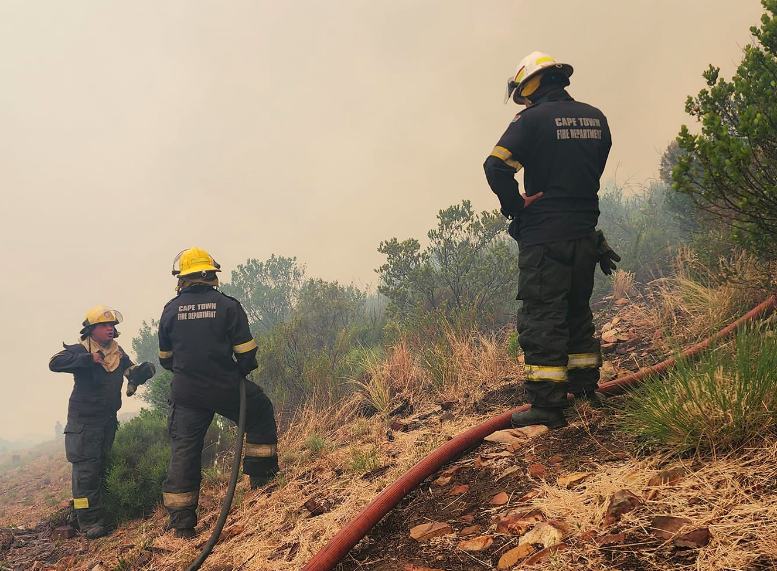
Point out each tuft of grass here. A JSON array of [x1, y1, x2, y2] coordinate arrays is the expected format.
[[304, 432, 327, 455], [348, 445, 380, 474], [611, 269, 636, 299], [619, 324, 777, 455]]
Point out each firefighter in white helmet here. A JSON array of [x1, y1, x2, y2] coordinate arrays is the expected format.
[[158, 247, 279, 539], [484, 51, 619, 428], [49, 306, 155, 539]]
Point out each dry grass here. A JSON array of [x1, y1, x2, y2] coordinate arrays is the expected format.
[[532, 438, 777, 571], [350, 341, 421, 417], [611, 269, 637, 299], [0, 441, 71, 527], [635, 247, 770, 349]]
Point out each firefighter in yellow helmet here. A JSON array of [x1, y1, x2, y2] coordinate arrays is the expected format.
[[49, 306, 155, 539], [158, 247, 279, 539], [484, 52, 619, 428]]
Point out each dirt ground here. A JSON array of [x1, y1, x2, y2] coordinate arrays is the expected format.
[[336, 398, 665, 571]]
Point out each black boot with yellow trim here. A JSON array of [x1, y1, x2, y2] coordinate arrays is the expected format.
[[513, 364, 569, 429]]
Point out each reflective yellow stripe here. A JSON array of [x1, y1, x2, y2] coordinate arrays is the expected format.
[[159, 349, 173, 359], [233, 339, 258, 354], [490, 146, 511, 161], [73, 497, 89, 509], [244, 443, 277, 458], [163, 491, 198, 508], [489, 146, 523, 171], [525, 365, 568, 382], [535, 56, 555, 64], [567, 353, 600, 370]]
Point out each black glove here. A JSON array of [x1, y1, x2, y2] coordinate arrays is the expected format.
[[596, 230, 621, 276], [128, 362, 156, 385]]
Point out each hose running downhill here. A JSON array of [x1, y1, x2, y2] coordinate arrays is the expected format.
[[301, 295, 777, 571]]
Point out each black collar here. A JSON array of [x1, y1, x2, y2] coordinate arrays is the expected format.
[[531, 88, 574, 106], [179, 285, 215, 294]]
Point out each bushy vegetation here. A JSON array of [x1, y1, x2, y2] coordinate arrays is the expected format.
[[597, 181, 695, 285], [619, 324, 777, 455], [377, 199, 517, 326], [103, 409, 169, 524], [674, 0, 777, 259]]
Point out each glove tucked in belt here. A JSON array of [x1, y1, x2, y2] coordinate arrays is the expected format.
[[596, 230, 621, 276]]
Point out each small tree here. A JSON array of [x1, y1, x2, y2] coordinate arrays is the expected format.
[[674, 0, 777, 259], [376, 200, 517, 323], [221, 255, 305, 335]]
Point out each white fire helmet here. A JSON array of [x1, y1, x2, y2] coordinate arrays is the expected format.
[[505, 51, 573, 104]]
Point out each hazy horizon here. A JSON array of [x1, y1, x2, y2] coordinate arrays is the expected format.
[[0, 1, 765, 441]]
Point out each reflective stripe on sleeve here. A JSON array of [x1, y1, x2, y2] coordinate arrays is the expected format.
[[158, 349, 173, 359], [567, 353, 601, 370], [244, 443, 277, 458], [525, 365, 568, 382], [163, 491, 199, 508], [489, 146, 523, 171], [233, 339, 258, 354]]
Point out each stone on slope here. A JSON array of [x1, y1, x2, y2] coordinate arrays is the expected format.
[[604, 490, 643, 526], [409, 522, 454, 542]]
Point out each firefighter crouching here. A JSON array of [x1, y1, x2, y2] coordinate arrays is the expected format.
[[158, 247, 279, 539], [484, 51, 620, 429], [49, 306, 155, 539]]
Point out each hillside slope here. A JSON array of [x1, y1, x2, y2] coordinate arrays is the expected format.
[[2, 291, 776, 571]]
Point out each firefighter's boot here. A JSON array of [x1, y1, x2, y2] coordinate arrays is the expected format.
[[174, 527, 196, 539], [250, 474, 275, 489], [571, 391, 606, 409], [511, 406, 567, 429], [85, 525, 107, 540]]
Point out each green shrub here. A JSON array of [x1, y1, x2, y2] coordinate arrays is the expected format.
[[103, 409, 169, 524], [139, 370, 173, 413], [619, 324, 777, 455], [506, 332, 521, 360]]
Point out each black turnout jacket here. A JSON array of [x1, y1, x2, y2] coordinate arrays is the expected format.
[[484, 88, 612, 246], [49, 342, 134, 425], [158, 285, 258, 409]]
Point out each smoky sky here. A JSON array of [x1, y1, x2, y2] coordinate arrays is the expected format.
[[0, 0, 764, 440]]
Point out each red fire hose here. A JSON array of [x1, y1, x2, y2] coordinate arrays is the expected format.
[[301, 295, 777, 571]]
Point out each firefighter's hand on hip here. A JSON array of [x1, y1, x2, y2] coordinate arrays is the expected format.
[[522, 191, 543, 208]]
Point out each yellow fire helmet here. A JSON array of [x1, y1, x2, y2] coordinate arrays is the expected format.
[[80, 306, 123, 339], [172, 247, 222, 278], [505, 51, 573, 104]]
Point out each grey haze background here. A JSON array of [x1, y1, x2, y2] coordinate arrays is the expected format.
[[0, 1, 763, 442]]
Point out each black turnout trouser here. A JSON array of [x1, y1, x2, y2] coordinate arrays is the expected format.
[[64, 418, 117, 531], [163, 381, 279, 529], [517, 233, 601, 408]]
